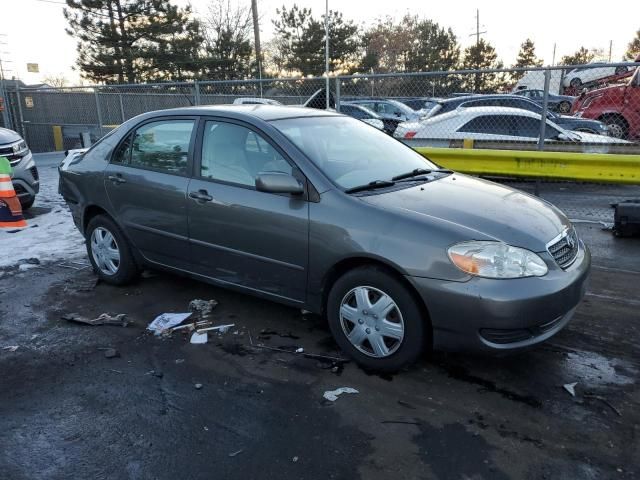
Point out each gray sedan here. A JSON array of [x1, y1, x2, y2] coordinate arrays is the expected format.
[[59, 106, 590, 371]]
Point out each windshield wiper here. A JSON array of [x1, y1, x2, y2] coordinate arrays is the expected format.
[[345, 179, 396, 194], [392, 168, 453, 181]]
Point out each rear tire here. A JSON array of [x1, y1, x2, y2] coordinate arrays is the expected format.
[[558, 101, 571, 114], [327, 266, 427, 372], [601, 115, 629, 139], [569, 77, 582, 89], [86, 214, 139, 285]]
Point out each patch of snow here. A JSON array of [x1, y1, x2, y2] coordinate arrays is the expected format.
[[0, 158, 86, 268]]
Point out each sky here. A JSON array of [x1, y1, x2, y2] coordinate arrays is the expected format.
[[1, 0, 638, 85]]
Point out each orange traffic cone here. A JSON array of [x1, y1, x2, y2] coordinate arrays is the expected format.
[[0, 155, 27, 228]]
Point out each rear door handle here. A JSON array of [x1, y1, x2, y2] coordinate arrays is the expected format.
[[189, 190, 213, 202], [108, 174, 126, 184]]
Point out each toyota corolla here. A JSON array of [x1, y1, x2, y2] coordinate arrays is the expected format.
[[59, 105, 590, 371]]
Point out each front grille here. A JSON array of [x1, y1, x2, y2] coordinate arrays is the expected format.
[[30, 166, 39, 181], [548, 228, 579, 269]]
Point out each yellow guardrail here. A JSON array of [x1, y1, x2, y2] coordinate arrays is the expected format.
[[415, 147, 640, 185]]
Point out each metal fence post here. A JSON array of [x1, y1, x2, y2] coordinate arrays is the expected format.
[[335, 76, 341, 112], [193, 80, 201, 106], [118, 92, 125, 123], [94, 88, 104, 137], [15, 88, 26, 142], [535, 68, 552, 196]]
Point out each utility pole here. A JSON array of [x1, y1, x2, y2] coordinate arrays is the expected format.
[[325, 0, 330, 109], [251, 0, 262, 94], [552, 43, 556, 66], [608, 40, 613, 62], [470, 9, 487, 46], [0, 34, 12, 129]]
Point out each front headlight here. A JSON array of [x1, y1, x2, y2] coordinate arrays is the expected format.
[[12, 140, 29, 156], [448, 241, 548, 279]]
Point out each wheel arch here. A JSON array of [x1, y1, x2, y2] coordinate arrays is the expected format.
[[320, 256, 433, 345]]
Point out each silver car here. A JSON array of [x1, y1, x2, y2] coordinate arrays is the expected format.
[[59, 106, 590, 371], [0, 127, 38, 209]]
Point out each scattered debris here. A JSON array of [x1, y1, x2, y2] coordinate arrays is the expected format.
[[108, 369, 123, 374], [397, 400, 417, 410], [292, 456, 299, 463], [63, 312, 129, 327], [295, 347, 304, 353], [175, 359, 185, 364], [147, 312, 192, 335], [104, 348, 120, 359], [2, 345, 19, 352], [323, 387, 359, 402], [249, 332, 349, 364], [381, 420, 421, 425], [58, 260, 91, 270], [584, 394, 622, 417], [189, 299, 218, 318], [171, 320, 211, 332], [190, 331, 208, 344], [194, 383, 203, 390], [563, 382, 578, 397], [196, 323, 234, 334], [228, 449, 244, 458]]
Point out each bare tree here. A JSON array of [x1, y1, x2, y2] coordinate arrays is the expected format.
[[42, 74, 69, 88]]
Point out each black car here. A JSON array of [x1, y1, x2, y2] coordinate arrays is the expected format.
[[397, 97, 440, 113], [512, 89, 576, 114], [341, 102, 401, 134], [424, 94, 609, 136]]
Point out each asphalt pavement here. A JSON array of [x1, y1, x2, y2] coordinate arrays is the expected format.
[[0, 154, 639, 480]]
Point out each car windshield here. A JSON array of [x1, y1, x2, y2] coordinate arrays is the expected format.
[[271, 116, 437, 190]]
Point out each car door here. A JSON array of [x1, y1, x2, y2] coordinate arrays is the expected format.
[[104, 117, 196, 269], [187, 119, 309, 303]]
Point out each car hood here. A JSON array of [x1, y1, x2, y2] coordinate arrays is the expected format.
[[361, 174, 570, 252], [0, 127, 21, 145]]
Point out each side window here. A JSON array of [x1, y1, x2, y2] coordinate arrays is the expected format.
[[458, 116, 501, 134], [130, 120, 194, 175], [112, 134, 132, 164], [513, 116, 543, 137], [200, 121, 293, 188]]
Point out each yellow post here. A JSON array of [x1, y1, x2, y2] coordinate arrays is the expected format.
[[52, 125, 63, 151], [462, 138, 474, 149]]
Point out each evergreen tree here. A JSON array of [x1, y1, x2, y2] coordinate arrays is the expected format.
[[272, 5, 359, 76], [64, 0, 206, 83], [462, 39, 504, 93], [624, 29, 640, 61], [512, 38, 543, 80], [405, 19, 460, 73], [559, 47, 594, 66]]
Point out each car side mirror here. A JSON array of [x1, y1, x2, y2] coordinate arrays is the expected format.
[[255, 172, 304, 195]]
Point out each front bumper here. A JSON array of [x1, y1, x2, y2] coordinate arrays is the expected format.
[[10, 153, 40, 203], [408, 241, 591, 353]]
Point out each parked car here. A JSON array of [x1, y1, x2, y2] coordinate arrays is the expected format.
[[571, 67, 640, 140], [421, 94, 609, 135], [338, 103, 386, 132], [0, 127, 38, 209], [512, 89, 575, 114], [59, 105, 590, 371], [563, 63, 631, 89], [394, 106, 629, 149], [233, 97, 282, 105], [397, 97, 441, 115], [346, 99, 420, 123]]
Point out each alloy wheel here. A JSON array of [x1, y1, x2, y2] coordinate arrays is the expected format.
[[339, 286, 404, 358], [90, 227, 121, 275]]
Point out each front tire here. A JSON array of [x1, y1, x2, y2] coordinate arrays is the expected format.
[[558, 101, 571, 114], [20, 196, 35, 210], [327, 266, 427, 372], [86, 214, 138, 285]]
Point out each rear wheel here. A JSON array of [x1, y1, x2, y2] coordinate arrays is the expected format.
[[327, 266, 427, 372], [558, 101, 572, 114], [569, 77, 582, 89], [601, 115, 629, 139], [86, 215, 139, 285]]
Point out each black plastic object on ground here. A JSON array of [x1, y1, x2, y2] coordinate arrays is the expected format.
[[613, 200, 640, 237]]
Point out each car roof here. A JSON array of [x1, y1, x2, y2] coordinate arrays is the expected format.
[[425, 106, 541, 123], [138, 104, 340, 122]]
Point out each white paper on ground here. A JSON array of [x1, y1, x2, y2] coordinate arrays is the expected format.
[[147, 312, 192, 335], [190, 331, 208, 344], [323, 387, 359, 402]]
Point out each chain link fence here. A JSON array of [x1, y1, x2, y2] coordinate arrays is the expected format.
[[2, 62, 639, 154]]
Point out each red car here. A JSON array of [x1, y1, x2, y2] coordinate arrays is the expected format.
[[571, 67, 640, 140]]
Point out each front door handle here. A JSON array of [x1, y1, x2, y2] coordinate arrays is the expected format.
[[108, 174, 126, 184], [189, 190, 213, 202]]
